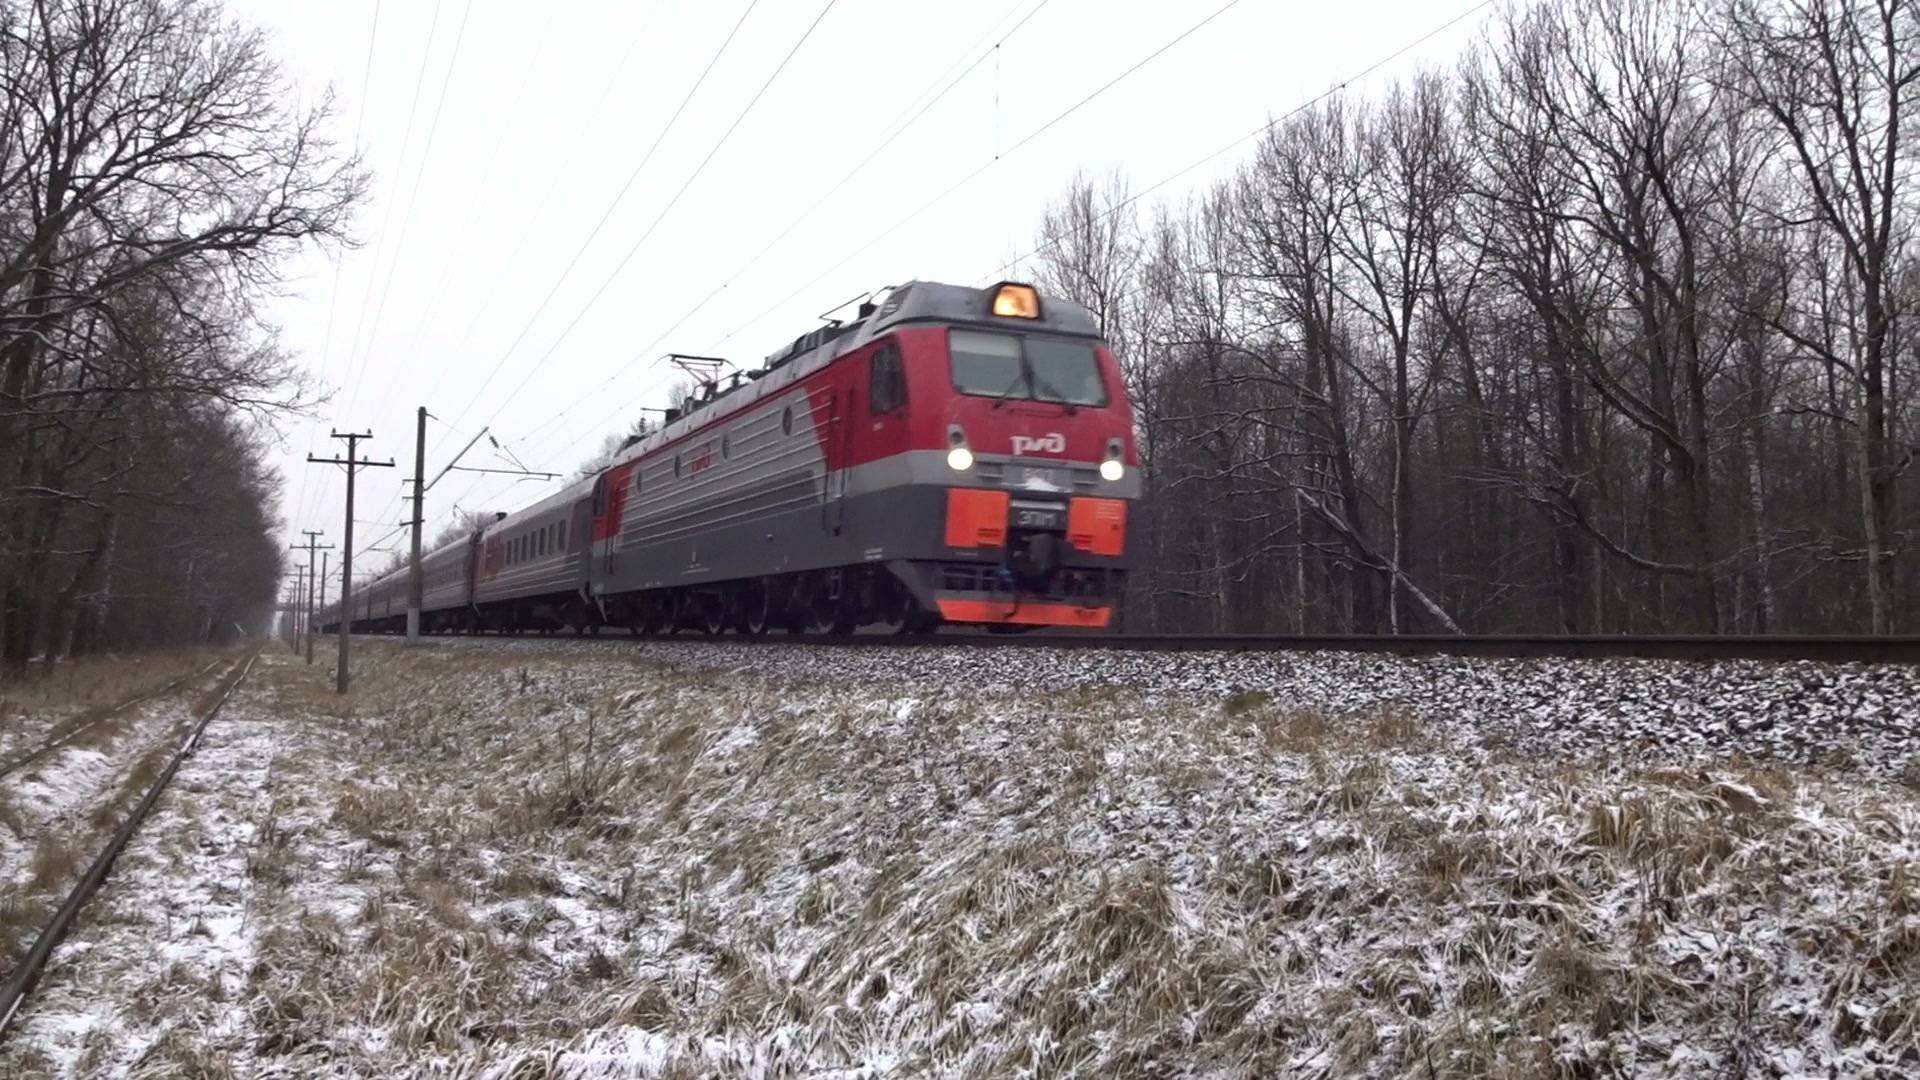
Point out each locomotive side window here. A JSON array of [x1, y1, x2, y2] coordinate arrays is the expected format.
[[558, 522, 567, 552], [949, 330, 1026, 398], [781, 405, 794, 435], [721, 432, 731, 459], [869, 342, 906, 414]]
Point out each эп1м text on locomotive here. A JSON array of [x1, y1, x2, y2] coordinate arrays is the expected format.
[[320, 280, 1139, 637]]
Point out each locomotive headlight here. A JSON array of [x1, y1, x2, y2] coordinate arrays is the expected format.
[[947, 423, 973, 471], [1099, 458, 1124, 482]]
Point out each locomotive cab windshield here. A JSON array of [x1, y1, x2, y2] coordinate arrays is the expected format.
[[949, 329, 1108, 407]]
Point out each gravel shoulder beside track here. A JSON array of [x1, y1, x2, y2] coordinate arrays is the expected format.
[[2, 641, 1916, 1077], [414, 633, 1920, 778]]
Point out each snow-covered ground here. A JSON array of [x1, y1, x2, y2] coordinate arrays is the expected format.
[[1, 641, 1916, 1077]]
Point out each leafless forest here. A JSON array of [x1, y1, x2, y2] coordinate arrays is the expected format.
[[1029, 0, 1920, 635], [0, 0, 361, 665], [7, 0, 1920, 664]]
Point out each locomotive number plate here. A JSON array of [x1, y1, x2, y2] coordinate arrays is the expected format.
[[1011, 465, 1067, 491]]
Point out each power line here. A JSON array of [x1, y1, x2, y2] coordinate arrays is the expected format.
[[290, 0, 384, 537], [433, 0, 765, 450], [479, 0, 840, 429], [985, 0, 1498, 284], [356, 1, 774, 565], [386, 1, 1022, 542], [299, 0, 446, 539], [540, 0, 1493, 477], [701, 0, 1250, 357], [415, 0, 1497, 547], [334, 0, 448, 428], [351, 0, 478, 418], [508, 0, 1057, 453], [424, 0, 843, 534]]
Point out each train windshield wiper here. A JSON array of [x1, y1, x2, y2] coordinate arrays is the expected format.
[[1031, 370, 1078, 415], [990, 368, 1028, 409]]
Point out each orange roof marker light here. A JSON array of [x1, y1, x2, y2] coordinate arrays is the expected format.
[[990, 282, 1041, 319]]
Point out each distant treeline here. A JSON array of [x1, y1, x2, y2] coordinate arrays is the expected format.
[[1028, 0, 1920, 634], [0, 0, 361, 665]]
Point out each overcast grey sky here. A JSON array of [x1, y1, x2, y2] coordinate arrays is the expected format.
[[238, 0, 1491, 574]]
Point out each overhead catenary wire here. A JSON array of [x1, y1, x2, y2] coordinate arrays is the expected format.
[[692, 0, 1250, 363], [982, 0, 1498, 286], [348, 3, 653, 545], [522, 0, 1251, 470], [426, 0, 844, 537], [432, 0, 766, 452], [299, 0, 452, 540], [347, 0, 758, 564], [507, 0, 1058, 454], [289, 0, 384, 542], [350, 0, 479, 418], [374, 0, 825, 564], [479, 0, 840, 422], [332, 0, 449, 434]]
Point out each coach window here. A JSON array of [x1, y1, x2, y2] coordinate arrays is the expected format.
[[558, 522, 567, 552], [869, 342, 905, 414]]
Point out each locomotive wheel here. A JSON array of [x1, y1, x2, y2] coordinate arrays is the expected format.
[[698, 594, 726, 636], [806, 597, 854, 635], [734, 583, 771, 637]]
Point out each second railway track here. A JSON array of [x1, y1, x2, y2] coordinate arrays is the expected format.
[[0, 650, 259, 1039]]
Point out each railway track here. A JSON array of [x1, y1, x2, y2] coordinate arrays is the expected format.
[[0, 650, 258, 1039], [0, 657, 227, 782], [407, 630, 1920, 665]]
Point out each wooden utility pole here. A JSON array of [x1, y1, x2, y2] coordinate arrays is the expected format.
[[308, 431, 394, 694], [285, 572, 304, 651], [290, 530, 332, 666], [407, 406, 427, 644], [319, 551, 330, 636]]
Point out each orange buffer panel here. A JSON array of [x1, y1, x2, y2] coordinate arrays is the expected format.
[[1067, 497, 1127, 556], [936, 599, 1113, 628], [945, 487, 1009, 548]]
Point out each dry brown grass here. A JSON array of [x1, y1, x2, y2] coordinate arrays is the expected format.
[[25, 834, 80, 893], [0, 646, 224, 713]]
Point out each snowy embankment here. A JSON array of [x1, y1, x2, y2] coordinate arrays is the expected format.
[[0, 643, 1915, 1077]]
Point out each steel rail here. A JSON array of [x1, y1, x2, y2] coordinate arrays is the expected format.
[[422, 630, 1920, 665], [0, 658, 228, 781], [0, 651, 259, 1040]]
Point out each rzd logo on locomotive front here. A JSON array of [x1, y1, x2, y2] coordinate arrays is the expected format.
[[1010, 433, 1066, 456]]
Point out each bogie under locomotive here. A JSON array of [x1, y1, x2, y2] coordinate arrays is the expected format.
[[321, 280, 1138, 636]]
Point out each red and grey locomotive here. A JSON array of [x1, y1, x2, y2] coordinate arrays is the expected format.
[[321, 280, 1138, 636]]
